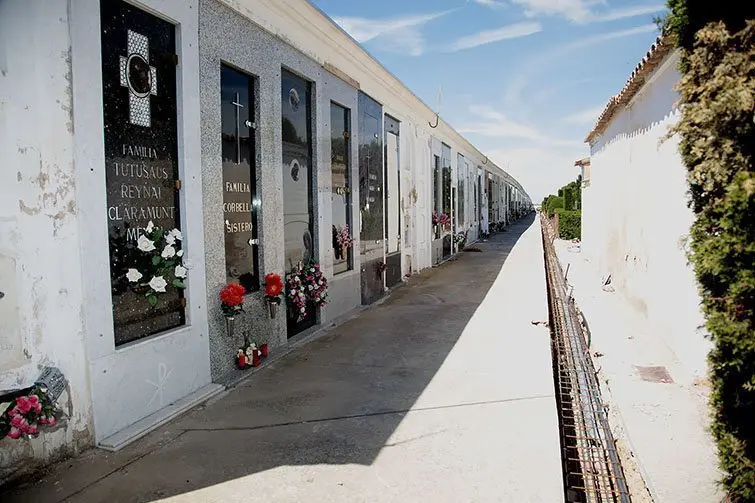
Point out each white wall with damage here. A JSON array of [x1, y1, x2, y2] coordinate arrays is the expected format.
[[585, 50, 711, 379], [0, 1, 93, 479]]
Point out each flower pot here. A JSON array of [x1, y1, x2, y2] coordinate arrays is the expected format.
[[260, 343, 269, 358], [267, 299, 278, 319], [225, 316, 236, 338]]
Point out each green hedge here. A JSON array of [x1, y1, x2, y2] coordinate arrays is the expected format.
[[546, 196, 564, 217], [555, 209, 581, 240], [663, 4, 755, 499]]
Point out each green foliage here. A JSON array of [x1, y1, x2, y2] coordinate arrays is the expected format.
[[669, 19, 755, 500], [564, 187, 575, 212], [546, 196, 564, 217], [661, 1, 755, 53], [555, 209, 581, 240]]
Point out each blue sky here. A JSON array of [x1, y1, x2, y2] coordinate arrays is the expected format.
[[311, 0, 665, 201]]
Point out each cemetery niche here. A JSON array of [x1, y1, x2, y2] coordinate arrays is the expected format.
[[101, 0, 185, 345]]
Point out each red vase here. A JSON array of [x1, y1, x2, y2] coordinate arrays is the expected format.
[[252, 352, 260, 367], [260, 344, 269, 358], [237, 353, 247, 369]]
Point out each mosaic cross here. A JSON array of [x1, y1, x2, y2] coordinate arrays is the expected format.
[[119, 29, 157, 127]]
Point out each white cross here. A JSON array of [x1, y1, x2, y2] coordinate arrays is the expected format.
[[231, 92, 244, 163], [145, 362, 172, 408], [119, 30, 157, 127]]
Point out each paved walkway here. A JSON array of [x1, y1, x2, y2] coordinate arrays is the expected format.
[[3, 216, 562, 503]]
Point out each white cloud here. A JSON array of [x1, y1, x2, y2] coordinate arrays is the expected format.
[[503, 24, 658, 111], [470, 0, 507, 8], [447, 22, 542, 51], [562, 105, 605, 124], [456, 105, 587, 199], [506, 0, 665, 24], [488, 146, 586, 202], [333, 11, 451, 56], [460, 105, 581, 147], [588, 4, 666, 23], [510, 0, 598, 23]]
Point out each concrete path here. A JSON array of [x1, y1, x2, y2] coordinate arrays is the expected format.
[[554, 239, 722, 503], [2, 216, 562, 503]]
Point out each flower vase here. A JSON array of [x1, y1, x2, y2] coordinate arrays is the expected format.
[[267, 299, 278, 319], [225, 316, 236, 338], [237, 353, 247, 369], [252, 351, 261, 367], [260, 343, 269, 358]]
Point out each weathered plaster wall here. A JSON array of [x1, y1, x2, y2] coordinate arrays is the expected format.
[[586, 51, 710, 379], [0, 0, 93, 480]]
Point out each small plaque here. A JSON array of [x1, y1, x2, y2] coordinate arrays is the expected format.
[[35, 367, 66, 403]]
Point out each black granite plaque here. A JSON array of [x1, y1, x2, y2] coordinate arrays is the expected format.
[[281, 70, 316, 337], [221, 65, 259, 292], [101, 0, 185, 346]]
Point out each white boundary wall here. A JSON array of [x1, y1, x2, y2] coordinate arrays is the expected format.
[[585, 50, 710, 379]]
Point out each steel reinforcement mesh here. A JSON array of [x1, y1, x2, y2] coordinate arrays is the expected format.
[[541, 215, 631, 503]]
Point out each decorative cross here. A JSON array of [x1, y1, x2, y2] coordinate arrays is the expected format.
[[119, 29, 157, 127], [231, 93, 244, 163], [145, 362, 172, 408]]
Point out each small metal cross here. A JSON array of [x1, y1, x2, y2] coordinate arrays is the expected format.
[[231, 93, 244, 163]]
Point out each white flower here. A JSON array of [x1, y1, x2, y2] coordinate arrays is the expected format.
[[126, 268, 143, 283], [300, 307, 305, 313], [165, 233, 176, 245], [170, 229, 183, 241], [177, 249, 184, 257], [308, 285, 313, 290], [319, 280, 323, 286], [145, 221, 155, 233], [290, 289, 296, 294], [161, 244, 176, 258], [149, 276, 167, 293], [137, 235, 156, 252], [310, 268, 315, 272], [174, 265, 187, 279]]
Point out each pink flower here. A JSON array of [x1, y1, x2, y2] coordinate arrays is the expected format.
[[8, 406, 19, 418], [28, 395, 42, 412], [26, 424, 39, 436], [10, 414, 27, 428], [47, 416, 57, 426], [8, 427, 21, 439], [16, 396, 32, 414], [39, 416, 48, 425]]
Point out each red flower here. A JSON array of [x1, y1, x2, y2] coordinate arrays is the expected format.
[[264, 273, 283, 297], [15, 396, 31, 414], [220, 283, 246, 307]]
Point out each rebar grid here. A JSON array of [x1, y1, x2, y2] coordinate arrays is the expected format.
[[541, 216, 631, 503]]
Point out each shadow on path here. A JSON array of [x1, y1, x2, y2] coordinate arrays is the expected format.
[[3, 215, 537, 503]]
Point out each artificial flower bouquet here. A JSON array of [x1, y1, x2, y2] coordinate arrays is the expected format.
[[286, 261, 328, 320], [432, 211, 451, 228], [336, 225, 354, 251], [263, 273, 284, 306], [125, 220, 186, 307], [1, 387, 57, 440], [220, 282, 246, 318]]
